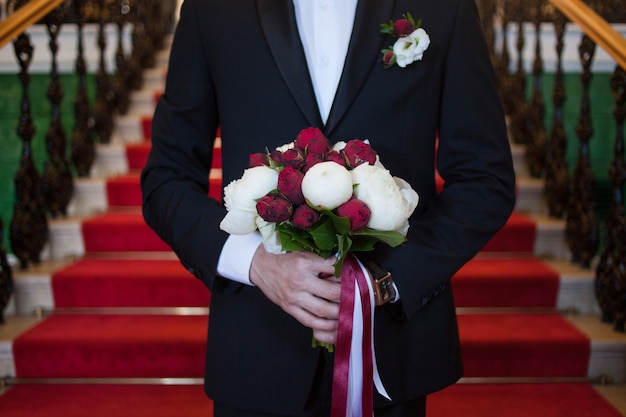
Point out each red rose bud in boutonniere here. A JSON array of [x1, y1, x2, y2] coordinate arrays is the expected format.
[[336, 198, 371, 231], [256, 193, 293, 223], [292, 204, 320, 230], [295, 127, 331, 156], [380, 12, 430, 69], [382, 50, 395, 68], [277, 167, 305, 204], [343, 139, 377, 168], [393, 18, 414, 37]]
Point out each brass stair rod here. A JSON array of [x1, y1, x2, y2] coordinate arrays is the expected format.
[[0, 0, 65, 49], [550, 0, 626, 70]]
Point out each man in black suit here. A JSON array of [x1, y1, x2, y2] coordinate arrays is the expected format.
[[141, 0, 516, 415]]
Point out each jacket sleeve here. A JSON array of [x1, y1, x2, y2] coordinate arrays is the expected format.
[[140, 0, 227, 291]]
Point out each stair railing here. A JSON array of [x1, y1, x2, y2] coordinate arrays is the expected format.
[[550, 0, 626, 333], [0, 0, 64, 48], [490, 0, 626, 332], [0, 0, 174, 272]]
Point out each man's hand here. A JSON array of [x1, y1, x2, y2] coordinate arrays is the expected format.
[[249, 245, 341, 345]]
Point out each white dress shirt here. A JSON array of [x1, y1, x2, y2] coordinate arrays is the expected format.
[[217, 0, 358, 284]]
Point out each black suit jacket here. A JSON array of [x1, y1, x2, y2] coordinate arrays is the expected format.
[[141, 0, 516, 413]]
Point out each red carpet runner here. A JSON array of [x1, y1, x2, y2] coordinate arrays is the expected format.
[[2, 82, 623, 417], [0, 382, 620, 417]]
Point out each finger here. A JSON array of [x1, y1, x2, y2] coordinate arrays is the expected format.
[[288, 303, 338, 333], [309, 277, 342, 304], [313, 327, 338, 345], [285, 291, 340, 321]]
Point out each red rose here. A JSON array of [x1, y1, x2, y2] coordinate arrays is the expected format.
[[326, 150, 347, 167], [281, 147, 306, 169], [249, 152, 268, 168], [277, 167, 305, 204], [291, 204, 320, 229], [336, 198, 371, 231], [269, 150, 283, 165], [303, 152, 324, 172], [393, 19, 414, 37], [343, 140, 377, 168], [295, 127, 331, 156], [256, 194, 293, 223], [382, 50, 395, 67]]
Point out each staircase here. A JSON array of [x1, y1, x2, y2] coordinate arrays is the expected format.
[[1, 36, 626, 417]]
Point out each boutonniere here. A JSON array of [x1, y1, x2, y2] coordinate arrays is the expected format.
[[380, 12, 430, 69]]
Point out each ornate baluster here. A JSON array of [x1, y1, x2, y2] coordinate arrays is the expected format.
[[93, 0, 114, 144], [544, 9, 569, 218], [595, 65, 626, 332], [565, 34, 599, 268], [524, 0, 548, 178], [0, 217, 13, 324], [126, 2, 144, 91], [111, 0, 131, 115], [136, 1, 153, 71], [509, 0, 530, 145], [72, 0, 96, 177], [496, 0, 515, 116], [41, 3, 73, 217], [142, 0, 157, 69], [9, 0, 49, 269]]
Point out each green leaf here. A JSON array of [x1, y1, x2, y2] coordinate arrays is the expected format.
[[312, 337, 335, 352], [405, 12, 415, 25], [351, 228, 407, 247], [380, 20, 395, 35], [276, 223, 318, 253], [308, 217, 339, 252], [321, 210, 351, 236], [348, 237, 378, 253], [333, 235, 353, 277]]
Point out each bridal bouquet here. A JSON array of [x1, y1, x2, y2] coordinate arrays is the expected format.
[[219, 127, 419, 277], [220, 127, 417, 416]]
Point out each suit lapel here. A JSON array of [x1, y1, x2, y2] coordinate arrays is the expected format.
[[256, 0, 324, 128], [325, 0, 397, 135]]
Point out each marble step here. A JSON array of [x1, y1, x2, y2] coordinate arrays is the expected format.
[[3, 251, 595, 319], [1, 311, 624, 383]]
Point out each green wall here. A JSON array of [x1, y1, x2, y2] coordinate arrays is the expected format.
[[0, 73, 96, 251], [533, 72, 619, 219]]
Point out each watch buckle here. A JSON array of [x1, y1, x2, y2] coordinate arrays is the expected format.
[[373, 271, 394, 306]]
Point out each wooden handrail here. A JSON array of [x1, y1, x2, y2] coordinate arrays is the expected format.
[[550, 0, 626, 69], [0, 0, 65, 50]]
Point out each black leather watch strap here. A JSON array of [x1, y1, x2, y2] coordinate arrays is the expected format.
[[364, 260, 396, 306]]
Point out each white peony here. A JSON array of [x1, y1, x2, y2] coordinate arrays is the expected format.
[[351, 164, 419, 234], [393, 28, 430, 68], [276, 141, 295, 153], [255, 217, 284, 254], [332, 141, 347, 152], [301, 161, 353, 210], [219, 166, 279, 234]]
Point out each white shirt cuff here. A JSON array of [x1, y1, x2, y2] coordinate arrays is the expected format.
[[217, 233, 262, 286]]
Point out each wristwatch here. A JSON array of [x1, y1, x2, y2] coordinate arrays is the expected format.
[[365, 261, 396, 306]]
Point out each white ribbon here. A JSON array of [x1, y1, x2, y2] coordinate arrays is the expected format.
[[346, 261, 392, 416]]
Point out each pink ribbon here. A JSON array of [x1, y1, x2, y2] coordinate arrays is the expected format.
[[330, 254, 374, 417]]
